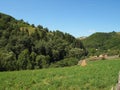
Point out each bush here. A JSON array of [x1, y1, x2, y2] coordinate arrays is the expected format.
[[50, 57, 78, 67]]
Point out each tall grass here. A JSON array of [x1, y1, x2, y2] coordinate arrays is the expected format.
[[0, 59, 120, 90]]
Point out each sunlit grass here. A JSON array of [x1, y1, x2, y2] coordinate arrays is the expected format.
[[0, 59, 120, 90], [20, 26, 36, 35]]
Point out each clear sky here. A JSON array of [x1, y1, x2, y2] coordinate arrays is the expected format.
[[0, 0, 120, 37]]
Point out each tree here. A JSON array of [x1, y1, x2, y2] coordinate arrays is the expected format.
[[37, 25, 43, 29], [0, 12, 87, 71], [35, 40, 46, 55], [31, 24, 35, 27], [0, 51, 16, 71], [35, 55, 50, 69], [17, 49, 31, 70], [68, 48, 85, 59], [52, 50, 60, 61], [30, 52, 37, 69]]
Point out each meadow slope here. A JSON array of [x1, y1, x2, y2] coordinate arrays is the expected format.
[[0, 59, 120, 90]]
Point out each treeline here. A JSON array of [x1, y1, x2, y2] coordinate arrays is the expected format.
[[0, 13, 87, 71], [82, 32, 120, 56]]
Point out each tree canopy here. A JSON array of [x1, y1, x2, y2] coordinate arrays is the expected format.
[[0, 12, 87, 71]]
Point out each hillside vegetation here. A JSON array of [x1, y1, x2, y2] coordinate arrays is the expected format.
[[0, 12, 87, 71], [82, 32, 120, 56], [0, 59, 120, 90]]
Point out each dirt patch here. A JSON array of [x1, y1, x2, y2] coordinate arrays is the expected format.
[[81, 60, 87, 66], [78, 60, 87, 66]]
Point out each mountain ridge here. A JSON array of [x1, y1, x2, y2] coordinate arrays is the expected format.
[[81, 31, 120, 56]]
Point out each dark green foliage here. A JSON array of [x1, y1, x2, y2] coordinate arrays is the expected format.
[[68, 48, 86, 59], [50, 57, 78, 67], [17, 49, 31, 70], [0, 12, 87, 71], [35, 55, 50, 69], [82, 32, 120, 56], [0, 50, 17, 71]]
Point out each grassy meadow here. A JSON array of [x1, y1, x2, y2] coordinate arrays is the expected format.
[[0, 59, 120, 90]]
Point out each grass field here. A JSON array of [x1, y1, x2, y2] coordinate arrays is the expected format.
[[0, 59, 120, 90]]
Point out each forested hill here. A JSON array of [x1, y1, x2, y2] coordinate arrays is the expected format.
[[82, 32, 120, 56], [0, 12, 87, 71]]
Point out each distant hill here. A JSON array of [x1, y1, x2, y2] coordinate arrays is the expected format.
[[0, 12, 87, 71], [82, 31, 120, 56], [79, 36, 87, 40]]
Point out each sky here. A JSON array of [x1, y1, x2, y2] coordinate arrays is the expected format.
[[0, 0, 120, 37]]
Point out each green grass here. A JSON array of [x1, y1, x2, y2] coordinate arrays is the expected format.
[[0, 59, 120, 90], [20, 26, 36, 35]]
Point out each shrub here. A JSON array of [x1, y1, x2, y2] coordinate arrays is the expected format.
[[50, 57, 78, 67]]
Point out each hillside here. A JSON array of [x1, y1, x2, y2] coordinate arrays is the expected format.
[[0, 12, 87, 71], [82, 32, 120, 56], [0, 59, 120, 90]]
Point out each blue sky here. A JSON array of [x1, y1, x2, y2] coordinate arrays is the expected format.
[[0, 0, 120, 37]]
